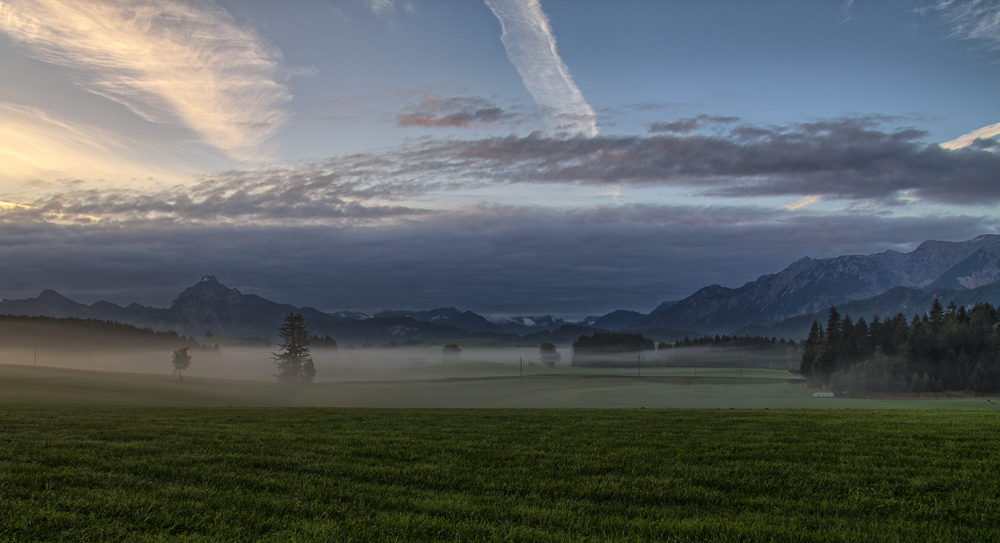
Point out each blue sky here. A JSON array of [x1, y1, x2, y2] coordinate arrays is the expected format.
[[0, 0, 998, 319]]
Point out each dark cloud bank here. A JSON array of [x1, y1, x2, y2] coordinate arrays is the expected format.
[[0, 207, 993, 318], [430, 117, 1000, 205], [12, 116, 999, 226], [2, 116, 997, 317]]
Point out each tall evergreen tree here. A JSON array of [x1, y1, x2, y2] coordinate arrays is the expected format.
[[272, 313, 315, 388], [800, 321, 823, 378], [813, 306, 841, 379], [171, 347, 192, 381], [825, 305, 842, 347], [928, 298, 945, 331]]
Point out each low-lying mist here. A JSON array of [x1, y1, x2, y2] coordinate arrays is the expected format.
[[1, 343, 798, 383]]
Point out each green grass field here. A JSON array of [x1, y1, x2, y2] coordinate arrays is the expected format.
[[1, 407, 998, 542], [2, 362, 998, 541]]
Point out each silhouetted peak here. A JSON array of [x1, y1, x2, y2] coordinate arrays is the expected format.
[[172, 276, 242, 308], [37, 289, 72, 301]]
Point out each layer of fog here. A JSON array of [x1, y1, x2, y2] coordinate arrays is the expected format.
[[0, 345, 799, 383]]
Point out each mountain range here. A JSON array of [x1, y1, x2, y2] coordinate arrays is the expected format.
[[3, 235, 1000, 345]]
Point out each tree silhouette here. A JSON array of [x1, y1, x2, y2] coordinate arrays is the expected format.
[[171, 347, 192, 381], [539, 342, 561, 367], [272, 313, 315, 389]]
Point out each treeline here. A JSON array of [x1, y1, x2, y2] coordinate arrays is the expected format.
[[573, 332, 654, 354], [660, 335, 797, 350], [309, 335, 339, 349], [800, 300, 1000, 393], [571, 332, 654, 366], [0, 315, 206, 351]]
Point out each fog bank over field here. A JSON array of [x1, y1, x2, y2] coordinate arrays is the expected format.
[[1, 342, 799, 385]]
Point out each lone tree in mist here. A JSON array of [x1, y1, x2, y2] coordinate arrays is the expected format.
[[171, 347, 192, 381], [273, 313, 316, 389], [539, 342, 561, 367], [442, 344, 462, 363]]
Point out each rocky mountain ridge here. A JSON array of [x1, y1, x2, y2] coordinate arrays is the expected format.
[[632, 234, 1000, 334]]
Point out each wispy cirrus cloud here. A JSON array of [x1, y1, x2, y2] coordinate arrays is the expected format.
[[926, 0, 1000, 45], [0, 102, 188, 186], [363, 0, 414, 17], [0, 0, 291, 161], [920, 0, 1000, 148], [483, 0, 597, 136]]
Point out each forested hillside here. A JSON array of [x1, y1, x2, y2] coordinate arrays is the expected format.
[[0, 315, 204, 352], [800, 300, 1000, 393]]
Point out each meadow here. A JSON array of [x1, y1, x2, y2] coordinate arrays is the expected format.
[[1, 358, 998, 541], [1, 405, 998, 542]]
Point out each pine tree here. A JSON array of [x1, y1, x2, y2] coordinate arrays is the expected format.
[[171, 347, 192, 381], [272, 313, 315, 389], [928, 298, 944, 331], [800, 321, 823, 378]]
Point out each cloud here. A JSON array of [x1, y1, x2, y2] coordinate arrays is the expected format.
[[0, 203, 993, 317], [0, 157, 439, 226], [918, 0, 1000, 149], [11, 115, 995, 224], [925, 0, 1000, 45], [649, 115, 741, 134], [941, 121, 1000, 150], [0, 0, 291, 161], [364, 0, 414, 17], [0, 102, 188, 186], [396, 96, 516, 128], [483, 0, 597, 136], [408, 117, 1000, 205], [365, 0, 395, 16], [783, 196, 824, 210]]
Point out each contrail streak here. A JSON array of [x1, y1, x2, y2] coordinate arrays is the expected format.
[[484, 0, 597, 136]]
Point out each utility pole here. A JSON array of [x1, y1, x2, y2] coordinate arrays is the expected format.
[[34, 347, 37, 366], [519, 356, 523, 385], [638, 353, 641, 377]]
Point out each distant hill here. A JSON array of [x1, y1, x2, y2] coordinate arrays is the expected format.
[[0, 315, 201, 351]]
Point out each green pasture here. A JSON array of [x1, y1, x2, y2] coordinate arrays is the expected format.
[[1, 407, 998, 542], [1, 363, 997, 409]]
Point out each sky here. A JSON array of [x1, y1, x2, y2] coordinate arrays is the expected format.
[[0, 0, 998, 320]]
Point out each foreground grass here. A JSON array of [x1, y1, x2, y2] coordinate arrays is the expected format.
[[1, 407, 998, 542]]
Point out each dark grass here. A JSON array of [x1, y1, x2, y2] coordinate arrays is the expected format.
[[1, 407, 998, 542]]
